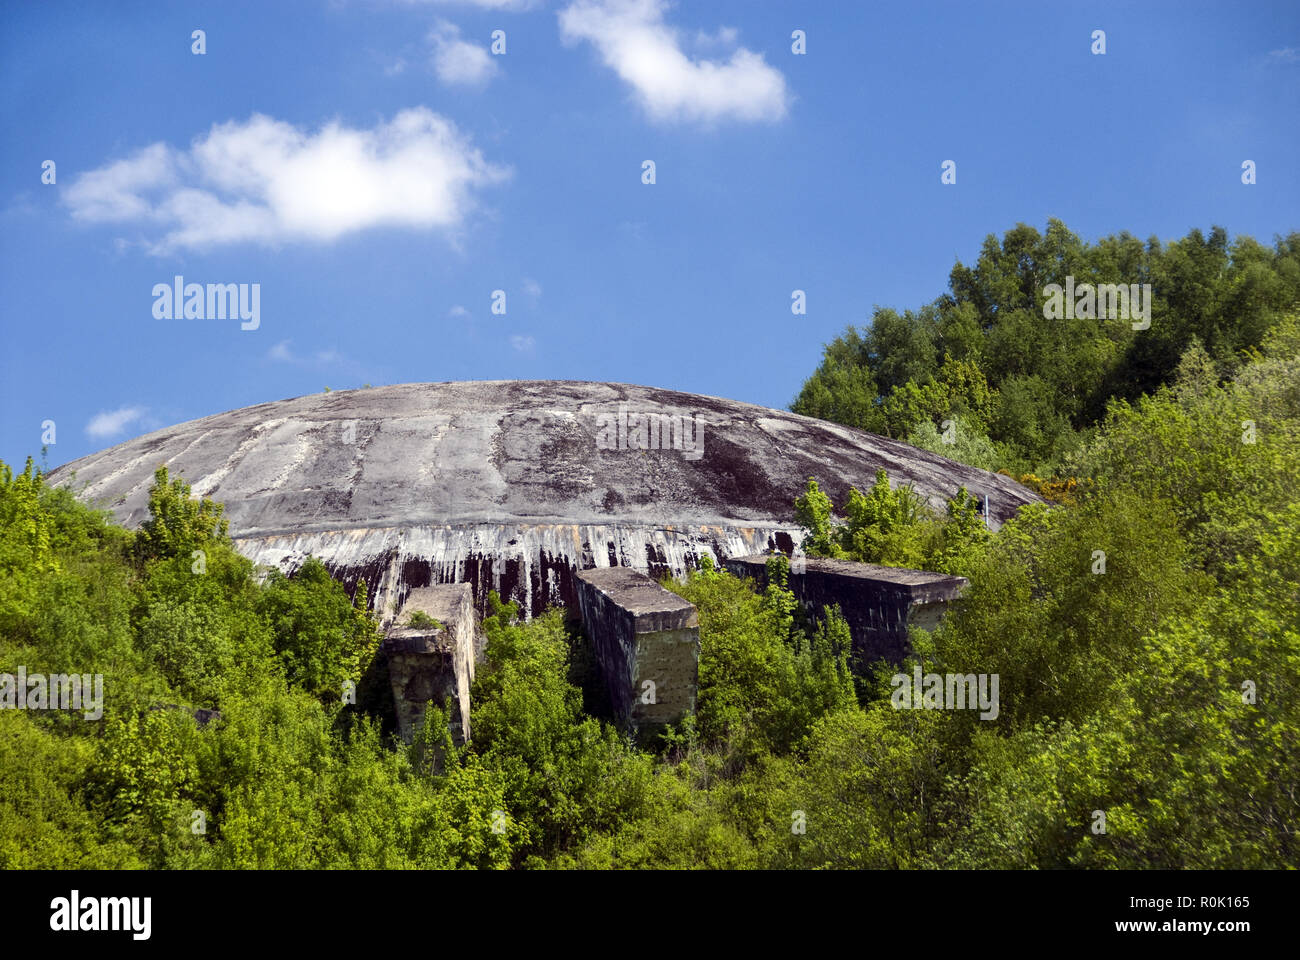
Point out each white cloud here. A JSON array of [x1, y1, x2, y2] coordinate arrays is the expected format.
[[64, 108, 510, 253], [86, 406, 146, 440], [694, 26, 738, 48], [509, 334, 535, 351], [63, 143, 175, 222], [448, 304, 470, 318], [431, 21, 500, 86], [1266, 47, 1299, 63], [522, 277, 542, 298], [558, 0, 788, 124], [267, 340, 346, 365]]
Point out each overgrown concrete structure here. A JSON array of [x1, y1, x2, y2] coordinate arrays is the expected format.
[[724, 554, 968, 671], [381, 583, 481, 745], [47, 380, 1040, 619], [574, 567, 699, 736]]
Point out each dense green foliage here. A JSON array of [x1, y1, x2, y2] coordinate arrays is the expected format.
[[793, 220, 1300, 474], [794, 472, 989, 576], [2, 220, 1296, 869]]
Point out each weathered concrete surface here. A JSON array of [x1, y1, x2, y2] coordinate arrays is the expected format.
[[381, 583, 480, 745], [47, 380, 1038, 616], [574, 567, 699, 736], [725, 554, 968, 671]]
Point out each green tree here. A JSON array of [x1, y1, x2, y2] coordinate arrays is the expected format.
[[469, 593, 649, 864], [667, 557, 855, 764], [135, 466, 229, 565], [257, 557, 380, 701]]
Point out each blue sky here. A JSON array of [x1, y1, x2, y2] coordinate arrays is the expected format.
[[2, 0, 1297, 469]]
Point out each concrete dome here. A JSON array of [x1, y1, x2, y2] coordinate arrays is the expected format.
[[48, 380, 1040, 617]]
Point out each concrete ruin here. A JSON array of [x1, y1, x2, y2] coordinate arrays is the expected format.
[[44, 381, 1034, 730], [381, 583, 482, 746], [724, 554, 968, 671], [46, 380, 1041, 620], [574, 567, 700, 736]]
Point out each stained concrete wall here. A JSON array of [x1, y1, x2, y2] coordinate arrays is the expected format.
[[574, 567, 699, 737], [265, 520, 785, 623], [49, 380, 1041, 621], [724, 555, 967, 672], [381, 583, 481, 746]]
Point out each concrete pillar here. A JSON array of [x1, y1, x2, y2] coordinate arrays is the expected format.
[[574, 567, 700, 737], [382, 583, 481, 746], [724, 554, 967, 672]]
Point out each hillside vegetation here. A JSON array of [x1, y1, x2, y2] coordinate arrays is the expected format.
[[793, 220, 1300, 476], [2, 221, 1296, 868]]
